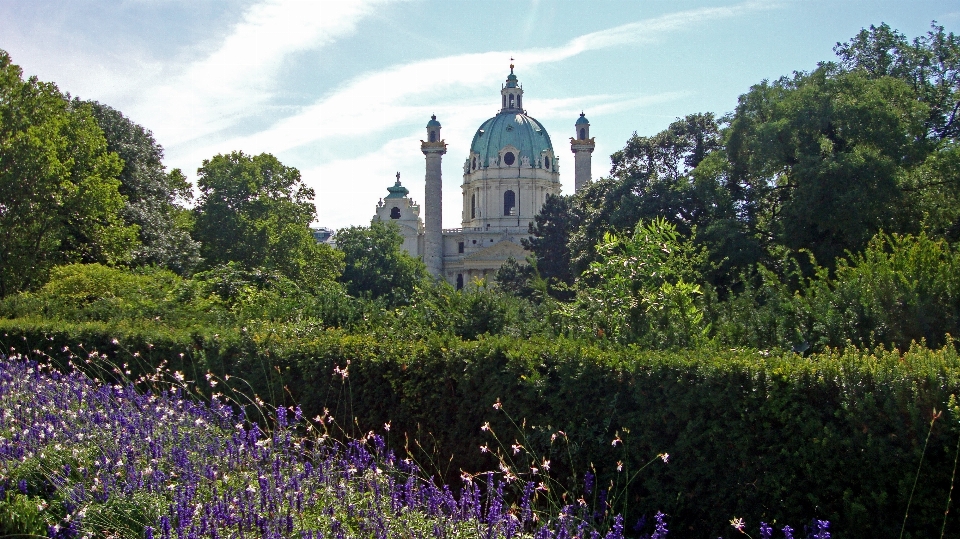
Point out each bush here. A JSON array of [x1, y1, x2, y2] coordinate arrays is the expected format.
[[711, 233, 960, 352], [2, 320, 959, 538]]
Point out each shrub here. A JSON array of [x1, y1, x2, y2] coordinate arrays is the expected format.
[[2, 320, 958, 537]]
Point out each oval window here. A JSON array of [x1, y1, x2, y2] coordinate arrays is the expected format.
[[390, 207, 401, 219], [503, 152, 515, 166], [544, 156, 551, 169]]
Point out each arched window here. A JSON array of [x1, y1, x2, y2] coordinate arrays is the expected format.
[[579, 128, 585, 140], [472, 157, 476, 170], [471, 194, 476, 219], [503, 190, 515, 216], [544, 156, 551, 170], [509, 94, 515, 108], [429, 131, 436, 142], [456, 274, 464, 290], [390, 207, 401, 219]]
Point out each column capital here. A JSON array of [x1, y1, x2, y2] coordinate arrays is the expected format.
[[570, 137, 596, 153], [421, 140, 448, 155]]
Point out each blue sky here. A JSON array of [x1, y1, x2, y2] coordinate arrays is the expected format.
[[1, 0, 958, 229]]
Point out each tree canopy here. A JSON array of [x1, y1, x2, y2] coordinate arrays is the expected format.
[[84, 100, 200, 273], [335, 220, 427, 306], [0, 50, 137, 296], [192, 151, 343, 286]]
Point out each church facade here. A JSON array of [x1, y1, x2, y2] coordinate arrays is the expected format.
[[373, 66, 596, 288]]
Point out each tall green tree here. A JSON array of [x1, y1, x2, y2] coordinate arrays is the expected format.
[[335, 220, 426, 306], [0, 50, 138, 296], [83, 100, 200, 273], [834, 22, 959, 142], [193, 151, 342, 285], [522, 194, 576, 286], [725, 66, 929, 268], [833, 23, 960, 242]]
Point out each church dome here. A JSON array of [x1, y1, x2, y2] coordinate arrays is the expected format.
[[469, 111, 554, 167]]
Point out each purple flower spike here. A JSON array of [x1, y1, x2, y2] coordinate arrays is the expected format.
[[651, 511, 668, 539], [605, 514, 624, 539], [759, 521, 772, 539]]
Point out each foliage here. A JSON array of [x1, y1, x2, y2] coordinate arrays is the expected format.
[[193, 151, 342, 284], [726, 65, 929, 269], [834, 22, 960, 142], [0, 50, 138, 296], [566, 113, 724, 278], [1, 323, 956, 538], [3, 354, 646, 538], [335, 220, 427, 306], [522, 194, 577, 290], [709, 232, 960, 352], [83, 100, 201, 274], [559, 218, 708, 348], [494, 256, 538, 299]]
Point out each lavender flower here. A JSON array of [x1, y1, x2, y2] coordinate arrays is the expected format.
[[651, 511, 668, 539]]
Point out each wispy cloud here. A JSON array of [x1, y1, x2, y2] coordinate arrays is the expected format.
[[185, 0, 771, 162], [161, 1, 768, 227], [130, 0, 405, 148]]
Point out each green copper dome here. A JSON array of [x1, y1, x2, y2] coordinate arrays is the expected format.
[[426, 114, 441, 128], [385, 178, 409, 199], [576, 112, 590, 125], [469, 112, 554, 168]]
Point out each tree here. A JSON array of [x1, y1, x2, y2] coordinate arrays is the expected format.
[[83, 100, 200, 273], [335, 220, 426, 306], [835, 22, 959, 142], [725, 66, 929, 268], [559, 217, 708, 348], [522, 194, 576, 286], [0, 50, 138, 296], [567, 113, 724, 276], [192, 151, 342, 285]]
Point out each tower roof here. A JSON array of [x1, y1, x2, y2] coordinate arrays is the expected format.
[[385, 172, 409, 199], [504, 64, 519, 88], [576, 112, 590, 125], [426, 114, 441, 128]]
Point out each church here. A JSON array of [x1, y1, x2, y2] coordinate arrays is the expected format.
[[373, 65, 596, 289]]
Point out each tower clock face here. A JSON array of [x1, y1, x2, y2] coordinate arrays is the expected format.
[[503, 152, 515, 166]]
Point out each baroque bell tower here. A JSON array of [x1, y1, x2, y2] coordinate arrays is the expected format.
[[571, 112, 595, 192]]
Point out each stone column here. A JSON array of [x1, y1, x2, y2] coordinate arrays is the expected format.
[[422, 140, 446, 277]]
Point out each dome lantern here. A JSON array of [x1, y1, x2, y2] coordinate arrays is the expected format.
[[426, 114, 441, 143], [500, 64, 524, 113]]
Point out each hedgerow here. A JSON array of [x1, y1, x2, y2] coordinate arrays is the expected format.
[[1, 319, 958, 537]]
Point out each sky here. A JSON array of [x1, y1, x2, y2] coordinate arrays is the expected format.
[[1, 0, 958, 230]]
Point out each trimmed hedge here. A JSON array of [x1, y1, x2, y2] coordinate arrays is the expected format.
[[2, 318, 959, 538]]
